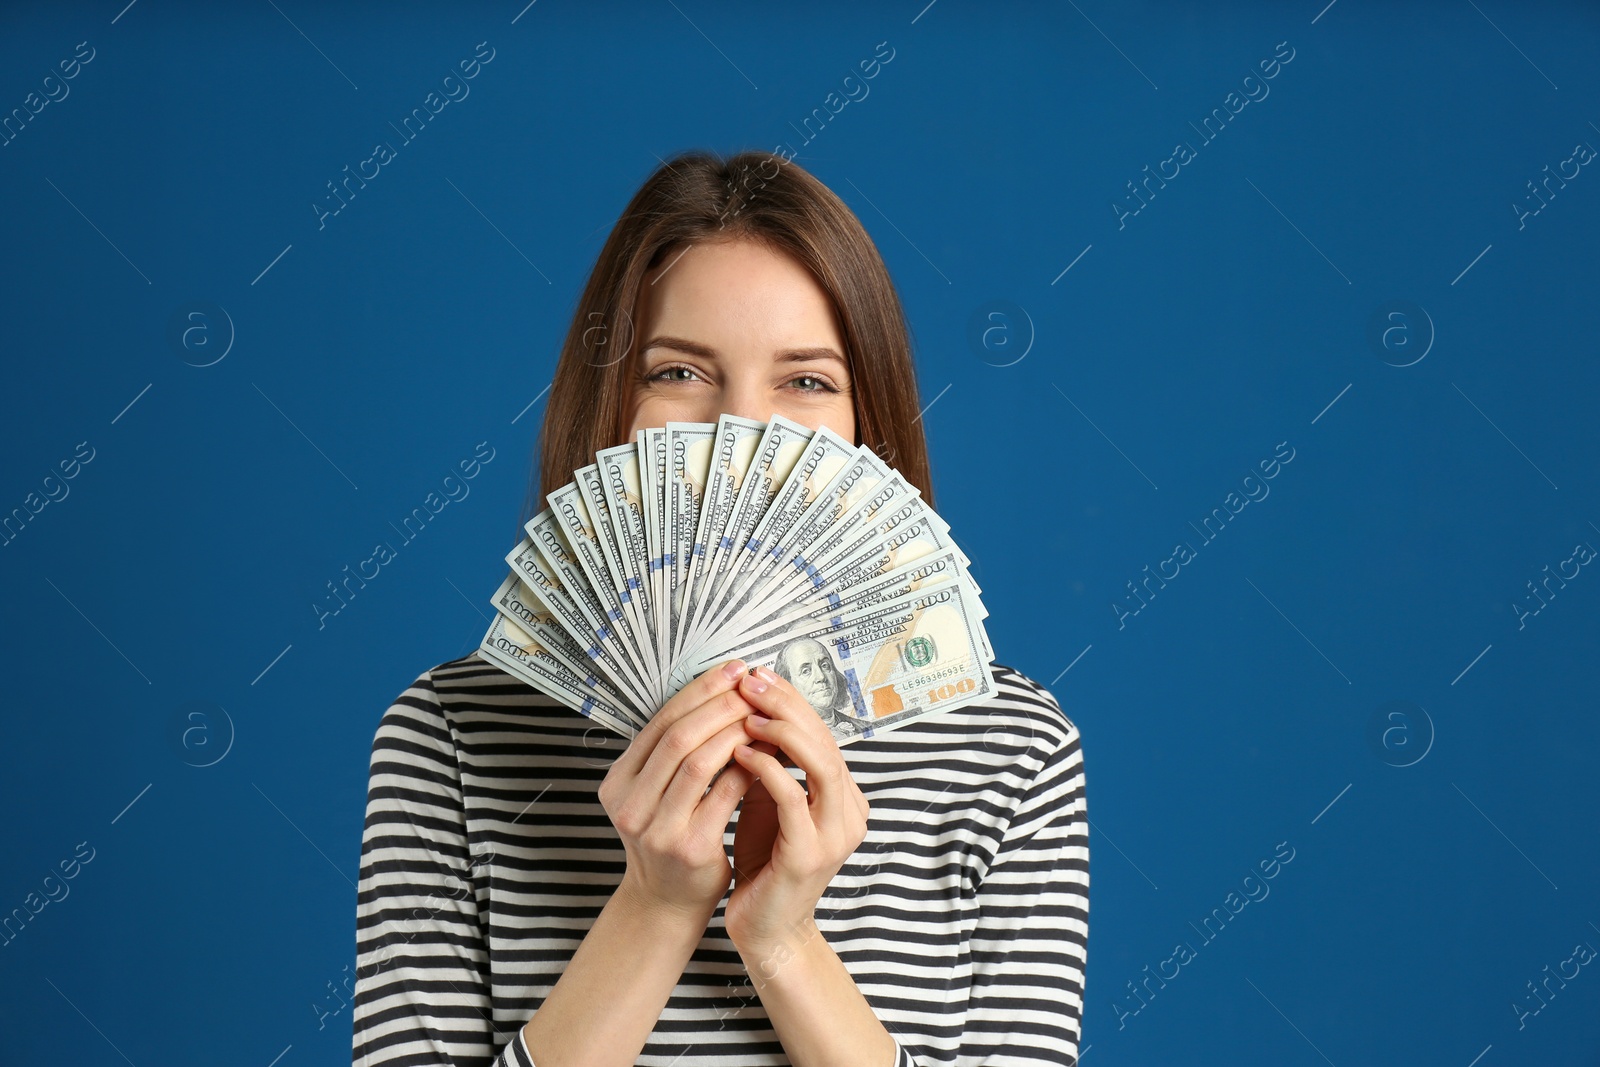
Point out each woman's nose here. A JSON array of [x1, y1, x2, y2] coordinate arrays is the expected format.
[[717, 379, 772, 425]]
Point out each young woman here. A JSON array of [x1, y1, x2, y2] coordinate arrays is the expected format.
[[351, 150, 1088, 1066]]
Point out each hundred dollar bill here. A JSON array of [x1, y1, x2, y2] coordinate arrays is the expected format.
[[670, 490, 971, 685], [715, 470, 922, 638], [804, 511, 976, 604], [639, 428, 669, 670], [509, 515, 652, 708], [548, 475, 659, 704], [480, 415, 996, 739], [788, 524, 990, 664], [729, 535, 981, 652], [573, 464, 653, 681], [480, 611, 641, 738], [672, 548, 973, 691], [695, 441, 891, 650], [663, 422, 716, 666], [674, 414, 766, 665], [686, 415, 815, 653], [691, 424, 860, 645], [595, 439, 656, 670], [679, 576, 995, 745], [489, 571, 643, 725]]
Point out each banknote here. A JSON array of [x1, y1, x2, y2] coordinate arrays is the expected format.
[[689, 577, 995, 744], [480, 612, 643, 737], [663, 422, 716, 668], [675, 414, 766, 665], [697, 415, 814, 631], [480, 416, 995, 743], [508, 516, 652, 708], [690, 425, 863, 642], [490, 571, 641, 720]]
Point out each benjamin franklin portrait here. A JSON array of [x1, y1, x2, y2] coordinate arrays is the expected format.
[[772, 636, 869, 741]]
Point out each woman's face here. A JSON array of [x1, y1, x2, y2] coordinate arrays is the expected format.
[[622, 237, 857, 442]]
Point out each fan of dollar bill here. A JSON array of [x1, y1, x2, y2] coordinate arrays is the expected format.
[[478, 414, 994, 745]]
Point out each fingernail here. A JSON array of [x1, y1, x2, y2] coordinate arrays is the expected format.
[[722, 659, 747, 681], [754, 666, 779, 686], [743, 671, 769, 694], [748, 712, 771, 726]]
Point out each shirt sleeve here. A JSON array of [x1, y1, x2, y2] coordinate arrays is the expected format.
[[899, 713, 1090, 1067], [350, 670, 533, 1067]]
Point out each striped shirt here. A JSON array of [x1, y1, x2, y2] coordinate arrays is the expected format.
[[352, 653, 1088, 1066]]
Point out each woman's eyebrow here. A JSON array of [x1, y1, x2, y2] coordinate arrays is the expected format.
[[641, 335, 845, 364]]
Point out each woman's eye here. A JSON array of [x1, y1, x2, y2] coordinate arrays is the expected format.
[[646, 365, 836, 392]]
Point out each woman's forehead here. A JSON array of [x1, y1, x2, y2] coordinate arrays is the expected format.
[[636, 241, 841, 346]]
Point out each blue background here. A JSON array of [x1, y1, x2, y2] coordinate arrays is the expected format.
[[2, 1, 1596, 1064]]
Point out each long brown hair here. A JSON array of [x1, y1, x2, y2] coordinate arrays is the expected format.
[[520, 149, 932, 529]]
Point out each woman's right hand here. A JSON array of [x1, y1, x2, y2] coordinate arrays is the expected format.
[[598, 658, 773, 919]]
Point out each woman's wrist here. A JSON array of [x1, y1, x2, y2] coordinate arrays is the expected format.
[[613, 872, 721, 932], [735, 920, 901, 1067], [734, 916, 823, 984], [520, 873, 717, 1065]]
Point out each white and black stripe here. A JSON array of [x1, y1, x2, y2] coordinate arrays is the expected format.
[[352, 653, 1088, 1066]]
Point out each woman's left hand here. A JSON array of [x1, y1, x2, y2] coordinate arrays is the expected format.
[[724, 665, 870, 959]]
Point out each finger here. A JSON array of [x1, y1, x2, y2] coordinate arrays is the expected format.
[[612, 658, 746, 779], [617, 675, 755, 809], [731, 744, 816, 846], [610, 659, 746, 780], [738, 665, 835, 744], [630, 687, 759, 813], [739, 668, 852, 827], [733, 741, 783, 804], [659, 716, 759, 822], [740, 711, 863, 832], [689, 758, 754, 846]]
